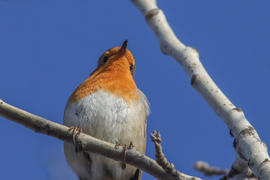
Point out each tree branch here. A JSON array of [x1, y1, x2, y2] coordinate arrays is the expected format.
[[193, 161, 229, 176], [130, 0, 270, 179], [150, 130, 196, 180], [0, 98, 200, 180]]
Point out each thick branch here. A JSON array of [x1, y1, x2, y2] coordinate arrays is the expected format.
[[0, 99, 199, 180], [130, 0, 270, 179]]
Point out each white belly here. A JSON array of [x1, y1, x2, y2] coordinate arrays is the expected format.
[[63, 90, 148, 180]]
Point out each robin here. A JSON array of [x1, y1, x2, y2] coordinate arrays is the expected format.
[[63, 40, 149, 180]]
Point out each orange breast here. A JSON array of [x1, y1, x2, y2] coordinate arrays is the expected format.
[[70, 55, 140, 104]]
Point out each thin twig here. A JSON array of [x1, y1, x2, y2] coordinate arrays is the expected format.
[[193, 161, 229, 176], [151, 130, 201, 180]]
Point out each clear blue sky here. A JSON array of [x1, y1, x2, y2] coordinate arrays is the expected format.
[[1, 1, 270, 180]]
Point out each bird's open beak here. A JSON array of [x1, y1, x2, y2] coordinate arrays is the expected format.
[[117, 39, 128, 56]]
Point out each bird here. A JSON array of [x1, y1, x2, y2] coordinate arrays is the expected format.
[[63, 40, 149, 180]]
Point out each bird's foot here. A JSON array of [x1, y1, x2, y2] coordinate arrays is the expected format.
[[68, 126, 83, 144], [115, 141, 136, 170], [121, 142, 136, 170], [114, 141, 127, 170], [114, 141, 131, 170]]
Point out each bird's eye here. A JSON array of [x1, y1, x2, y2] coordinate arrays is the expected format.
[[103, 56, 109, 63], [130, 64, 133, 72]]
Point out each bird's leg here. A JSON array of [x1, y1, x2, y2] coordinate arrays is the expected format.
[[121, 144, 127, 170]]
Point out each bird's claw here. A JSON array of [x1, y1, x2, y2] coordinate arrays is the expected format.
[[128, 141, 134, 149], [115, 140, 123, 149]]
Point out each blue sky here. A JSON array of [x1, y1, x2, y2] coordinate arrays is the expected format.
[[1, 1, 270, 180]]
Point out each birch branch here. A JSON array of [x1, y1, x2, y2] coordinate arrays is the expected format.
[[0, 99, 200, 180], [130, 0, 270, 179]]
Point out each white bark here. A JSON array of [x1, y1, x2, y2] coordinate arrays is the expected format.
[[130, 0, 270, 179]]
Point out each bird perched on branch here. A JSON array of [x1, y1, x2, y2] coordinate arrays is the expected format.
[[63, 40, 149, 180]]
